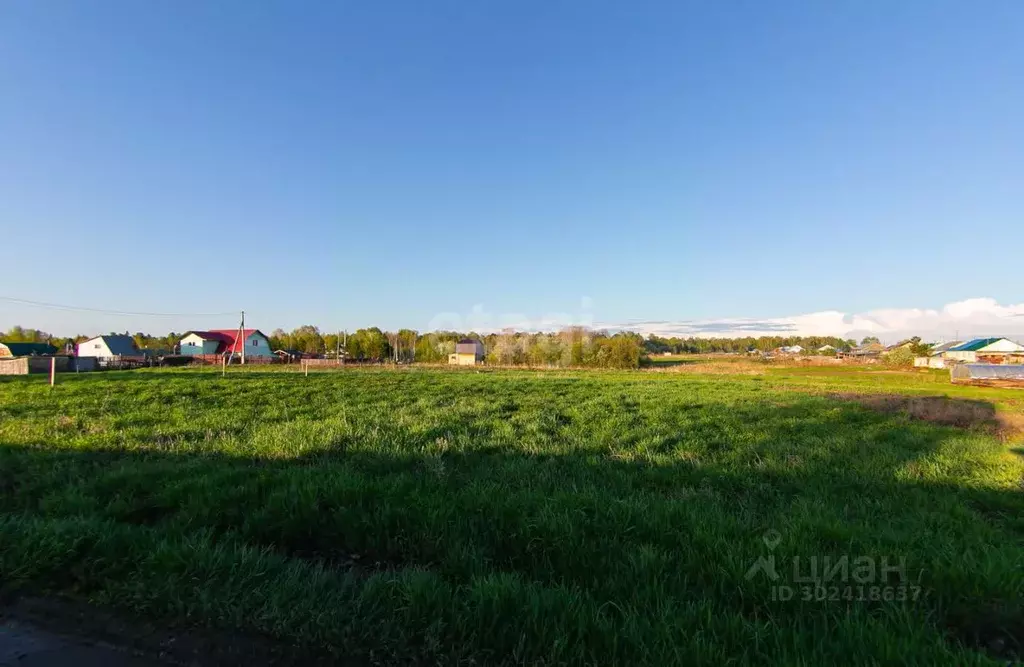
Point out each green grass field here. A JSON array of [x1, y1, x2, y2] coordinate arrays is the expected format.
[[1, 366, 1022, 664]]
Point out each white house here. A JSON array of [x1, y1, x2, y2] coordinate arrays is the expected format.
[[77, 335, 141, 359], [944, 338, 1024, 363]]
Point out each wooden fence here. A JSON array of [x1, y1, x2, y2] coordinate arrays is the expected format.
[[187, 354, 279, 366], [0, 356, 72, 375], [301, 358, 344, 368]]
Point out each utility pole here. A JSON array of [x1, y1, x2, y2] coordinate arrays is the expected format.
[[239, 310, 246, 366], [336, 330, 341, 365]]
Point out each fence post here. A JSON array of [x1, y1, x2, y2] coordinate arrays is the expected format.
[[222, 355, 226, 377], [304, 360, 308, 377], [50, 356, 56, 387]]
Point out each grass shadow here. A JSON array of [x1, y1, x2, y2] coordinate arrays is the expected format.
[[0, 381, 1021, 664]]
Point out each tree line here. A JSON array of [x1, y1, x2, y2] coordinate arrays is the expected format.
[[3, 325, 903, 368], [2, 325, 646, 369], [273, 326, 645, 368], [0, 326, 179, 354], [642, 334, 863, 355]]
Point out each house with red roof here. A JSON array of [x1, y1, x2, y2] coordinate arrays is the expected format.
[[179, 329, 274, 358]]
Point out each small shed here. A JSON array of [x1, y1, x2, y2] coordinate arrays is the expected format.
[[274, 349, 318, 362], [449, 338, 485, 365], [0, 342, 57, 358]]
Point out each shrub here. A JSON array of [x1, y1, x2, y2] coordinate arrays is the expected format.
[[883, 347, 916, 368]]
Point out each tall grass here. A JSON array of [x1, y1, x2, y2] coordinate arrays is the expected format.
[[0, 367, 1021, 664]]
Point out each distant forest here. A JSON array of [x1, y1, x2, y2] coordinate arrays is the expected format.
[[643, 334, 860, 354], [2, 326, 878, 369]]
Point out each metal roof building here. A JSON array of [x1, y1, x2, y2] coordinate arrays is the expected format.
[[928, 341, 964, 356], [0, 341, 57, 357], [945, 338, 1024, 363]]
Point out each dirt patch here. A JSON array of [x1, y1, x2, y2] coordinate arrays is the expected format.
[[944, 603, 1023, 663], [828, 393, 1023, 439], [1, 619, 156, 666], [648, 361, 768, 375], [953, 379, 1024, 390], [0, 596, 326, 667]]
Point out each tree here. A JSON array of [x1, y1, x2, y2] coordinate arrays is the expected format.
[[269, 328, 288, 351], [323, 332, 339, 357], [415, 334, 451, 363], [861, 336, 881, 346], [602, 334, 643, 368], [289, 325, 324, 354], [395, 329, 418, 362], [2, 326, 51, 343], [883, 347, 915, 368], [909, 340, 932, 357], [348, 328, 389, 361]]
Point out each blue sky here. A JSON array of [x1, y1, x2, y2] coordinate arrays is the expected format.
[[2, 1, 1023, 339]]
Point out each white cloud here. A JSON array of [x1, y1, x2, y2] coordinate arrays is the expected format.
[[605, 298, 1024, 343]]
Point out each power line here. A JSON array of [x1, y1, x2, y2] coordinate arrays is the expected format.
[[0, 296, 237, 318]]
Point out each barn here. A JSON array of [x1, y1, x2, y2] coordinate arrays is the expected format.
[[449, 338, 485, 366], [180, 329, 274, 359]]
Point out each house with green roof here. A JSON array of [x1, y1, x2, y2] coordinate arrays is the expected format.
[[0, 341, 57, 358], [945, 337, 1024, 363]]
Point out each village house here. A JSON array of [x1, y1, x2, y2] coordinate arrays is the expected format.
[[76, 335, 141, 359], [837, 342, 885, 360], [912, 340, 964, 369], [180, 329, 274, 359], [928, 341, 964, 357], [943, 338, 1024, 364], [882, 340, 917, 355], [449, 338, 485, 366]]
